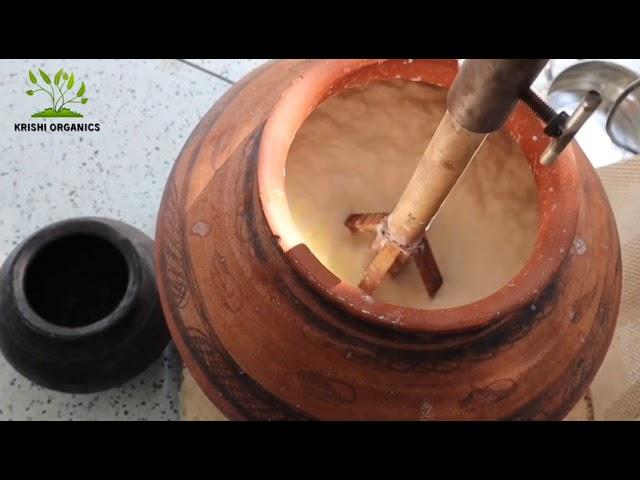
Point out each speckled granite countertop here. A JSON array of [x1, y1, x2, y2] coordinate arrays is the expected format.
[[0, 59, 266, 420]]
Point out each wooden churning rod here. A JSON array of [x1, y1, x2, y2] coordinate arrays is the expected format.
[[346, 59, 602, 297]]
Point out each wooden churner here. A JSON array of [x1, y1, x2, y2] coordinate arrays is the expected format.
[[348, 59, 600, 298]]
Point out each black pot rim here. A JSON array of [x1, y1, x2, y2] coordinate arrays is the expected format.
[[11, 217, 142, 341]]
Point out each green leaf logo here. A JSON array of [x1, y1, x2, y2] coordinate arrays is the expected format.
[[26, 67, 90, 118], [39, 69, 51, 85], [54, 69, 63, 86]]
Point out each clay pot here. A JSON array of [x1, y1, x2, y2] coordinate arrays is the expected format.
[[0, 217, 170, 393], [156, 60, 622, 420]]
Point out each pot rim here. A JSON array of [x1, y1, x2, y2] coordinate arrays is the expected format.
[[257, 59, 581, 335], [11, 217, 142, 340]]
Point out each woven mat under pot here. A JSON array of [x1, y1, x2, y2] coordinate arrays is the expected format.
[[565, 155, 640, 420]]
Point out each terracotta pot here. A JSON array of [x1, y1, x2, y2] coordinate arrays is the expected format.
[[155, 60, 622, 420]]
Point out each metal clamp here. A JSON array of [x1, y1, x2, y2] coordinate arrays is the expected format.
[[539, 91, 602, 166], [520, 88, 602, 166]]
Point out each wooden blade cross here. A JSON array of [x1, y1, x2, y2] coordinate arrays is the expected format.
[[345, 212, 443, 296]]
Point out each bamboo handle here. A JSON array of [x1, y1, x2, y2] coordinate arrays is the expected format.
[[386, 111, 486, 247]]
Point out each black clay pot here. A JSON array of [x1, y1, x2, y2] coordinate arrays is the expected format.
[[0, 217, 170, 393]]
